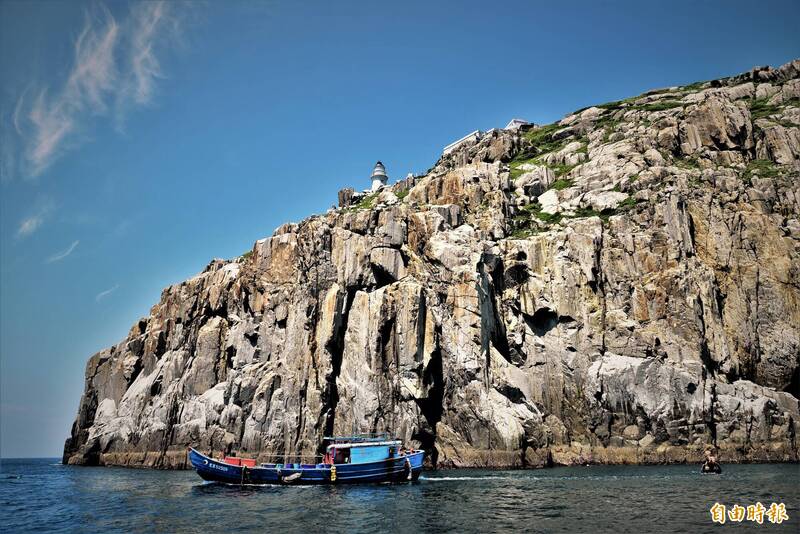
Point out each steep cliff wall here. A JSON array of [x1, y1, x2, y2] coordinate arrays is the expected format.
[[64, 61, 800, 468]]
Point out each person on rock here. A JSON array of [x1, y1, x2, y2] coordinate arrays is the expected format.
[[702, 448, 721, 474]]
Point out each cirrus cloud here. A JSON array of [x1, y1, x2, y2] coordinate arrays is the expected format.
[[45, 240, 80, 264], [16, 215, 46, 238], [15, 199, 55, 239], [95, 284, 119, 301], [5, 1, 190, 179]]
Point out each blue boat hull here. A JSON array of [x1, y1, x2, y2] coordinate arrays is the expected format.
[[188, 448, 424, 485]]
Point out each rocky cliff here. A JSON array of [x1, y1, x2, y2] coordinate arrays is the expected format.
[[64, 60, 800, 469]]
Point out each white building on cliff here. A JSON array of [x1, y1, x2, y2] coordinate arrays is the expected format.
[[505, 118, 530, 130], [370, 161, 388, 191], [442, 130, 481, 156]]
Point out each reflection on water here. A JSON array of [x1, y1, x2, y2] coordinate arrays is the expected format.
[[1, 459, 798, 533]]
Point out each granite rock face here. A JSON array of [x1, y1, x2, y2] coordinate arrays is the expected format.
[[64, 61, 800, 469]]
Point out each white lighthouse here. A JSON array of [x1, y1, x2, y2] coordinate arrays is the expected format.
[[370, 161, 388, 191]]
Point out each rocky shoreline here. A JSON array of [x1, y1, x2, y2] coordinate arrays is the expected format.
[[78, 444, 798, 471], [64, 60, 800, 469]]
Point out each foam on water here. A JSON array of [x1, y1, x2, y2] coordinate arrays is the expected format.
[[420, 475, 521, 481]]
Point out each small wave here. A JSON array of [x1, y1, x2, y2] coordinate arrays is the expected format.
[[421, 473, 696, 482], [420, 475, 522, 481], [203, 481, 316, 489]]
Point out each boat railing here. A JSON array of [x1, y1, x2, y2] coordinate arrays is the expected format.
[[322, 432, 393, 444], [217, 433, 399, 463], [248, 453, 326, 464]]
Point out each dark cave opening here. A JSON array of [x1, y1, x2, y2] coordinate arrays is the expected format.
[[526, 307, 559, 337]]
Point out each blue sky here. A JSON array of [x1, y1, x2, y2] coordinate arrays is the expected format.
[[1, 0, 798, 458]]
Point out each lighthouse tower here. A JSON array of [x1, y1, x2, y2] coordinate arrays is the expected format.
[[370, 161, 388, 191]]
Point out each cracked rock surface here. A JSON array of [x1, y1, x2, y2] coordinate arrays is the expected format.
[[64, 60, 800, 468]]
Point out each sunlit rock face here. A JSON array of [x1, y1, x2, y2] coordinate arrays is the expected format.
[[64, 60, 800, 469]]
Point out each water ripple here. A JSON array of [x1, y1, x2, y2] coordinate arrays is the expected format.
[[0, 460, 798, 533]]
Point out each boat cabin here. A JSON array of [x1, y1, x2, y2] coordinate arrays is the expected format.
[[323, 435, 402, 465]]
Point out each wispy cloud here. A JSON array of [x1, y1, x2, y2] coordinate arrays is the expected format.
[[16, 200, 54, 239], [46, 240, 80, 263], [17, 216, 45, 238], [127, 2, 168, 106], [12, 88, 28, 135], [95, 284, 119, 301], [5, 1, 187, 178]]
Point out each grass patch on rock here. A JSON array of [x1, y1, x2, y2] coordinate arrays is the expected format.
[[510, 203, 546, 237], [750, 97, 800, 122], [595, 96, 638, 111], [514, 123, 575, 161], [634, 100, 684, 112], [550, 178, 574, 190], [534, 210, 563, 224], [681, 80, 708, 92], [509, 159, 538, 180], [509, 203, 565, 237], [674, 155, 701, 170], [522, 123, 567, 153], [344, 192, 378, 212], [571, 195, 639, 223], [595, 112, 624, 142], [550, 163, 578, 177], [618, 195, 638, 209], [510, 138, 586, 181], [742, 159, 782, 183], [509, 194, 639, 237], [572, 207, 618, 222], [750, 98, 782, 120], [356, 193, 378, 209]]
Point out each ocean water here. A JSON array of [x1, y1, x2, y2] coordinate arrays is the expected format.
[[1, 459, 798, 533]]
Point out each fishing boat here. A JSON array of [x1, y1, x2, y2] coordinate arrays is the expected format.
[[188, 434, 424, 485]]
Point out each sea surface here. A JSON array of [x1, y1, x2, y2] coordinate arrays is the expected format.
[[1, 459, 798, 533]]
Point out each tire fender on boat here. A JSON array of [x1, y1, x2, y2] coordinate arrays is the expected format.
[[405, 457, 412, 480], [283, 472, 302, 483]]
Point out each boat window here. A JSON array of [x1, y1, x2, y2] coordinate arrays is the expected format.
[[334, 447, 350, 464]]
